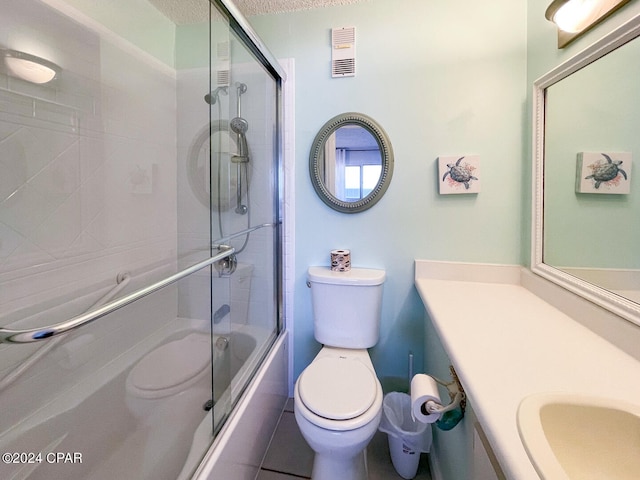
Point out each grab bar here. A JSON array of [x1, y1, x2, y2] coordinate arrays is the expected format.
[[0, 246, 235, 344], [0, 272, 131, 390]]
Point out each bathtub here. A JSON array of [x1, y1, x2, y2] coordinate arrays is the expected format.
[[0, 318, 280, 480]]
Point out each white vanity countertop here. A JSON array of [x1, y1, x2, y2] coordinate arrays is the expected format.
[[414, 260, 640, 480]]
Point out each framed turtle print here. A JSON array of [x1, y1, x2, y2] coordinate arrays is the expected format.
[[576, 152, 631, 194], [438, 155, 480, 194]]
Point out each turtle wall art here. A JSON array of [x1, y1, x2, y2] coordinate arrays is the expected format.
[[438, 155, 480, 194], [575, 152, 632, 194]]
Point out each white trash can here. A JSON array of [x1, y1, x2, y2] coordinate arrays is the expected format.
[[378, 392, 433, 479]]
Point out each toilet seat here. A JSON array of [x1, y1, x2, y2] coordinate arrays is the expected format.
[[298, 356, 377, 421], [127, 333, 210, 399]]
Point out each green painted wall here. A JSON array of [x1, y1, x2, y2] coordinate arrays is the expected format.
[[248, 0, 527, 390]]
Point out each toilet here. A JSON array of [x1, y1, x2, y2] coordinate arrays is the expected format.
[[294, 266, 385, 480], [125, 333, 211, 421]]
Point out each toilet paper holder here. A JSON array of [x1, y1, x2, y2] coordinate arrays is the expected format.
[[422, 365, 466, 417]]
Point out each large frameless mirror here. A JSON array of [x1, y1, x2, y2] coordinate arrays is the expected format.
[[532, 13, 640, 326], [309, 112, 394, 213]]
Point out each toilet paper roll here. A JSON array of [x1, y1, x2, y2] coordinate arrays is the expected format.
[[410, 374, 442, 423], [330, 249, 351, 272]]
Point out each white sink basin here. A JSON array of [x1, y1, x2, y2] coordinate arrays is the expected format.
[[517, 393, 640, 480]]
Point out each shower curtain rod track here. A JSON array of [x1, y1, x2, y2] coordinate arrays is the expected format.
[[0, 245, 236, 345], [215, 0, 286, 81]]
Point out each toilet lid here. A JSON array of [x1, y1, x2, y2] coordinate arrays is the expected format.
[[130, 333, 210, 391], [298, 357, 377, 420]]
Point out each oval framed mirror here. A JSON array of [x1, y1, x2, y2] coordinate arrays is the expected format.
[[309, 112, 394, 213]]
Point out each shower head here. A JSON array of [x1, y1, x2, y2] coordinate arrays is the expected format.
[[204, 86, 228, 105]]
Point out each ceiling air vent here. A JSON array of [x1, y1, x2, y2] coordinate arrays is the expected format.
[[331, 26, 356, 78]]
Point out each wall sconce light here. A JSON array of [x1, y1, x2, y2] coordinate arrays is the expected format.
[[1, 49, 61, 84], [546, 0, 632, 48]]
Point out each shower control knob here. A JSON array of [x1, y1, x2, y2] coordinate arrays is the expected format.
[[214, 253, 238, 275]]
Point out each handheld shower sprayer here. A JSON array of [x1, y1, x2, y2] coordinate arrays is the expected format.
[[230, 117, 249, 160]]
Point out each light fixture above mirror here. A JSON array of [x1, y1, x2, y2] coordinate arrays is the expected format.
[[546, 0, 632, 48], [1, 49, 60, 84]]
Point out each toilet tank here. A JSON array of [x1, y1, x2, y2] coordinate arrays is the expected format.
[[307, 266, 385, 349]]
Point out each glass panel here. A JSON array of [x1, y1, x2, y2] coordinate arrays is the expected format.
[[0, 0, 281, 477], [0, 0, 225, 477], [209, 19, 280, 435], [0, 268, 215, 479]]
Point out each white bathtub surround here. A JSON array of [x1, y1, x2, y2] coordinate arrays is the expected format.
[[414, 260, 640, 480]]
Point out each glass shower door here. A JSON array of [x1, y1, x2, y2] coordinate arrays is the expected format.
[[206, 3, 281, 436], [0, 0, 230, 478], [0, 0, 282, 477]]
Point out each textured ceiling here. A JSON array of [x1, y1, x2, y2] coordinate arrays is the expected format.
[[147, 0, 208, 25], [148, 0, 370, 25], [236, 0, 370, 16]]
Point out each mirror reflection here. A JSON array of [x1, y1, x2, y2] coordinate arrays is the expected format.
[[309, 112, 393, 213], [319, 125, 382, 202], [542, 26, 640, 305]]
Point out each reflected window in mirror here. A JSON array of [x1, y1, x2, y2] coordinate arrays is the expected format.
[[322, 125, 382, 202]]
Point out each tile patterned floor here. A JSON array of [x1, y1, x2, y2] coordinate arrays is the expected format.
[[257, 399, 432, 480]]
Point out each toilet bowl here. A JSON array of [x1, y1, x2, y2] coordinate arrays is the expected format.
[[294, 347, 383, 480], [298, 266, 385, 480], [125, 333, 211, 420]]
